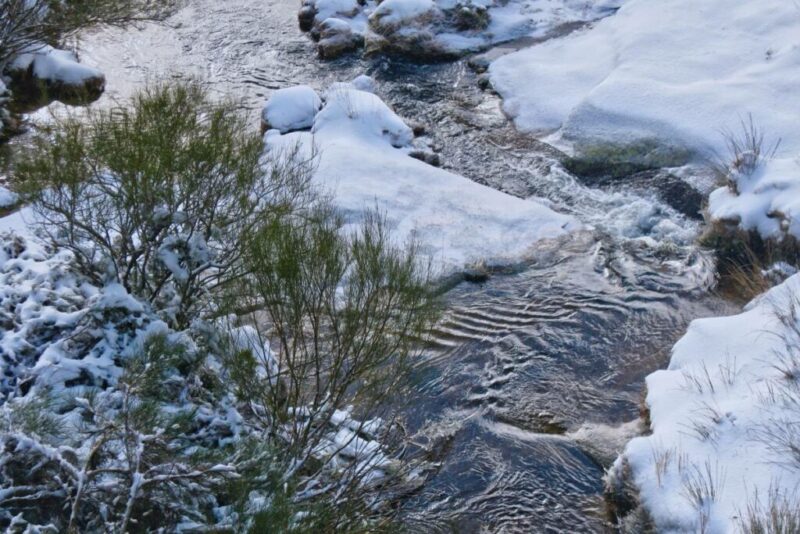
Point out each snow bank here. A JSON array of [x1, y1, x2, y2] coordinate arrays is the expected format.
[[263, 79, 578, 274], [709, 156, 800, 240], [261, 85, 322, 133], [300, 0, 622, 59], [490, 0, 800, 154], [614, 274, 800, 532]]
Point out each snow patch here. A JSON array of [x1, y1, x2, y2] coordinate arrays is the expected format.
[[261, 85, 323, 133], [617, 274, 800, 532], [10, 43, 104, 86], [263, 82, 579, 274]]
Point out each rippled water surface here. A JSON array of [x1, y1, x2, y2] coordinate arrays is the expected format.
[[63, 2, 736, 531]]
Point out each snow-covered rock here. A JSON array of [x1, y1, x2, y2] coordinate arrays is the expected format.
[[0, 186, 18, 209], [6, 43, 105, 100], [261, 85, 323, 133], [708, 156, 800, 240], [613, 273, 800, 532], [317, 17, 364, 60], [263, 81, 578, 274], [298, 0, 622, 60]]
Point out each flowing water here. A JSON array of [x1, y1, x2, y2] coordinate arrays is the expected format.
[[32, 1, 736, 531]]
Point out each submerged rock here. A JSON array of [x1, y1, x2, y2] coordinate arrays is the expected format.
[[564, 139, 692, 180]]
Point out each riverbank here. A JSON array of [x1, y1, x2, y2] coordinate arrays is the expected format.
[[483, 0, 800, 530]]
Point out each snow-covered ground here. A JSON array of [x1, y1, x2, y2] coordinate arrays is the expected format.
[[489, 0, 800, 241], [300, 0, 622, 59], [262, 78, 579, 275], [612, 272, 800, 532]]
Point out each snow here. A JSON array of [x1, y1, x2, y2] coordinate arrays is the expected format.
[[615, 273, 800, 532], [314, 0, 362, 21], [0, 187, 17, 209], [263, 80, 579, 274], [490, 0, 800, 154], [709, 156, 800, 240], [261, 85, 323, 133], [372, 0, 435, 25], [10, 43, 104, 86]]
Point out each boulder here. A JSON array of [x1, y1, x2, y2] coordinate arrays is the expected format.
[[317, 18, 365, 59], [4, 45, 105, 110]]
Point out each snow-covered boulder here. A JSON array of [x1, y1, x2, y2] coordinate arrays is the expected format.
[[262, 81, 578, 274], [261, 85, 323, 133], [298, 0, 622, 61], [611, 273, 800, 532], [317, 17, 365, 59], [6, 44, 105, 104]]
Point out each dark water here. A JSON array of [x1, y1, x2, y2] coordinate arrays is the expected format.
[[36, 1, 735, 531]]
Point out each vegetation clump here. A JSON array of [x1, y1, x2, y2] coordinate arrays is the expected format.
[[1, 82, 438, 532]]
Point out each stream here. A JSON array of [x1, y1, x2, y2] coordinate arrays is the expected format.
[[27, 1, 737, 531]]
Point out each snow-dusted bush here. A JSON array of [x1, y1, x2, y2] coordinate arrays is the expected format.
[[1, 82, 438, 532], [1, 332, 240, 532], [17, 83, 314, 329], [223, 206, 437, 524]]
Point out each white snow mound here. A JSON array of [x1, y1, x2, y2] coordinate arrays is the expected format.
[[263, 83, 578, 274], [490, 0, 800, 155], [262, 85, 323, 133], [11, 44, 104, 86]]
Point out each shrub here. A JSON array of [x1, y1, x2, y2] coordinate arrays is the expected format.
[[739, 486, 800, 534], [18, 82, 313, 328], [711, 114, 781, 189], [3, 82, 438, 532], [0, 333, 238, 533], [222, 206, 438, 528]]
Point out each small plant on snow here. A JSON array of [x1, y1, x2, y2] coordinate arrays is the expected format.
[[712, 114, 781, 193], [738, 484, 800, 534], [750, 297, 800, 471], [681, 460, 726, 534]]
